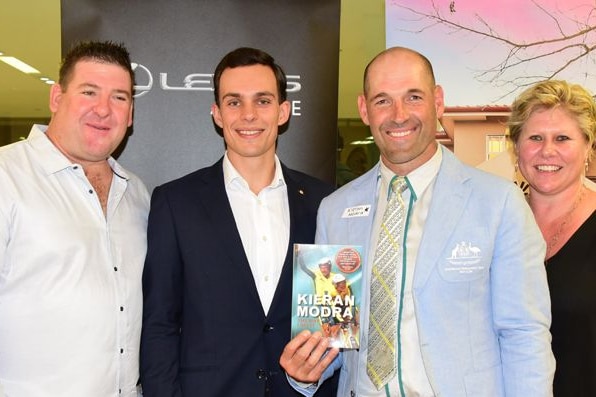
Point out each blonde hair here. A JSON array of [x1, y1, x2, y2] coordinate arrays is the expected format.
[[508, 80, 596, 159]]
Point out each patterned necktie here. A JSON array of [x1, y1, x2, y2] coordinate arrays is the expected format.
[[367, 176, 408, 390]]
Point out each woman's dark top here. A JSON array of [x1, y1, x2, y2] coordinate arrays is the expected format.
[[545, 210, 596, 396]]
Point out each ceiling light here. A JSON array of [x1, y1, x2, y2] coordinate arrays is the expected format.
[[0, 56, 40, 74], [45, 80, 55, 85]]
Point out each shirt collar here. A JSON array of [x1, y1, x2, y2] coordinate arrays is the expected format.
[[27, 124, 129, 180], [378, 144, 442, 199], [223, 152, 286, 190]]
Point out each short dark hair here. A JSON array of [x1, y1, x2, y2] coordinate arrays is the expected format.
[[213, 47, 287, 105], [59, 41, 134, 92]]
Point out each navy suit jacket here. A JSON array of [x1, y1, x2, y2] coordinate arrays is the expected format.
[[140, 158, 337, 397]]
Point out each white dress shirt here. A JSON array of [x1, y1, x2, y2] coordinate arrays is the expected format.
[[223, 153, 290, 315], [0, 125, 150, 397], [356, 147, 442, 397]]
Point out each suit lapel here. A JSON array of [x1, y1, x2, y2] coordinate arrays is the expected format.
[[414, 149, 473, 288], [347, 166, 379, 252], [268, 165, 316, 317], [194, 159, 264, 313]]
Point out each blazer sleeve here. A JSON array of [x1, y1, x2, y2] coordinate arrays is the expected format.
[[140, 185, 183, 397], [287, 352, 344, 396], [492, 186, 555, 396]]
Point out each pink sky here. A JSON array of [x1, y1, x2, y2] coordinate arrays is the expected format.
[[387, 0, 596, 105]]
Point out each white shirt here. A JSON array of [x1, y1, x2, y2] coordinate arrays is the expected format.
[[357, 147, 442, 397], [223, 153, 290, 315], [0, 125, 150, 397]]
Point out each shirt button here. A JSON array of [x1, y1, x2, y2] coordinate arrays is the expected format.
[[114, 267, 118, 271], [120, 306, 124, 312], [120, 348, 124, 354], [88, 189, 93, 194], [256, 369, 268, 379]]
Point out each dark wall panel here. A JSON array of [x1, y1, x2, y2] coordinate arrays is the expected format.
[[61, 0, 340, 190]]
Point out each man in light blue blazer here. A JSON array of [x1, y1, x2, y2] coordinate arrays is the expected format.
[[280, 47, 555, 396]]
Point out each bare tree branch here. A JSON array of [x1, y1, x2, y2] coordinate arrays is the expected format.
[[390, 0, 596, 98]]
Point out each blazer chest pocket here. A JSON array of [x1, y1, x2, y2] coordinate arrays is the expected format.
[[438, 227, 491, 282]]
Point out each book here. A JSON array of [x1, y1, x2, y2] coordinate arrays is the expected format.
[[291, 243, 363, 349]]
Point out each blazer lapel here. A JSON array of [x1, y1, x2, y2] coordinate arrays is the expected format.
[[268, 166, 312, 317], [347, 165, 379, 253], [194, 159, 264, 313], [414, 149, 473, 288]]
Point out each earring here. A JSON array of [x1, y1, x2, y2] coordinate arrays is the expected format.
[[585, 159, 590, 173], [514, 160, 519, 173]]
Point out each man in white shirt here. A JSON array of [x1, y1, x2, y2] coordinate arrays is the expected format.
[[280, 46, 555, 396], [140, 47, 336, 397], [0, 41, 150, 396]]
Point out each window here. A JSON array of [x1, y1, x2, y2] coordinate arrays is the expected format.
[[486, 134, 507, 160]]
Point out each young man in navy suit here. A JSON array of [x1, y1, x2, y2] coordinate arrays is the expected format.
[[140, 47, 336, 397], [280, 46, 555, 396]]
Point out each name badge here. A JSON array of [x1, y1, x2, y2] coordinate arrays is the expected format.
[[342, 205, 371, 218]]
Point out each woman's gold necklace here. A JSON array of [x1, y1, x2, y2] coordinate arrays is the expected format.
[[546, 185, 586, 258]]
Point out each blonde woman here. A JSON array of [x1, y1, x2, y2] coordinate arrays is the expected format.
[[509, 80, 596, 396]]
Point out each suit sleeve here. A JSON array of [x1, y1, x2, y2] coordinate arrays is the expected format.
[[286, 352, 344, 396], [140, 186, 183, 397], [314, 196, 330, 245], [492, 186, 555, 396]]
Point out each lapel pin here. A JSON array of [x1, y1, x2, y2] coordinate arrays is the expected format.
[[299, 189, 304, 195]]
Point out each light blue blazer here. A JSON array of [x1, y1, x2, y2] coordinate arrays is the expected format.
[[315, 147, 555, 396]]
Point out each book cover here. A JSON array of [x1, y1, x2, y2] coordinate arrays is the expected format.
[[291, 243, 363, 349]]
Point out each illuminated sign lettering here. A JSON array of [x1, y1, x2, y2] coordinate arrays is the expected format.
[[133, 63, 302, 97]]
